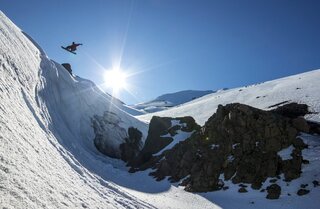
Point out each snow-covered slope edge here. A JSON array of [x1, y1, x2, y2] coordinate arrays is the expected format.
[[138, 70, 320, 125], [0, 11, 153, 208]]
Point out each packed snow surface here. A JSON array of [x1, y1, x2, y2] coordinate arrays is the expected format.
[[1, 11, 319, 209]]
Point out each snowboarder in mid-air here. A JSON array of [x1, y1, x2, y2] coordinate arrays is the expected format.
[[61, 42, 83, 54]]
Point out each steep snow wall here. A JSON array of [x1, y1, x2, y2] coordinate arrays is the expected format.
[[0, 11, 150, 208]]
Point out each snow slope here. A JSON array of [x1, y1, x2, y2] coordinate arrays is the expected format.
[[1, 11, 319, 209], [0, 11, 218, 209], [138, 70, 320, 125], [131, 90, 214, 113]]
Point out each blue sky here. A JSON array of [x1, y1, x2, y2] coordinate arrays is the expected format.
[[1, 0, 320, 104]]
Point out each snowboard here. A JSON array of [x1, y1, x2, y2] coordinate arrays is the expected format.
[[61, 46, 76, 54]]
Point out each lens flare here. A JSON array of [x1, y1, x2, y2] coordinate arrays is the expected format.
[[104, 68, 127, 91]]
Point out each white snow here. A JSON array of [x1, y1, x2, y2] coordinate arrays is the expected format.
[[0, 12, 217, 209], [1, 10, 320, 209], [131, 90, 213, 113], [278, 145, 295, 160], [137, 70, 320, 126], [154, 130, 194, 156]]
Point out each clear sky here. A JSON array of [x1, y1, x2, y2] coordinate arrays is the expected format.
[[1, 0, 320, 104]]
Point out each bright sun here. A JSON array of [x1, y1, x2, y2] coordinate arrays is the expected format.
[[103, 68, 127, 91]]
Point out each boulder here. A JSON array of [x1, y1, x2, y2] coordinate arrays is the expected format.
[[238, 187, 248, 193], [297, 189, 310, 196], [266, 184, 281, 199]]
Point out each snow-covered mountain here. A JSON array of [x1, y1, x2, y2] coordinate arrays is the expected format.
[[137, 71, 320, 125], [1, 11, 320, 209], [131, 90, 214, 113]]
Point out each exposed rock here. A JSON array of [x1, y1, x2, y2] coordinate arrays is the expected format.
[[92, 111, 128, 158], [120, 127, 143, 162], [270, 102, 310, 118], [312, 180, 319, 187], [126, 103, 313, 197], [238, 187, 248, 193], [61, 63, 72, 75], [266, 184, 281, 199], [292, 117, 310, 133], [145, 103, 307, 192], [297, 189, 310, 196], [128, 116, 200, 169]]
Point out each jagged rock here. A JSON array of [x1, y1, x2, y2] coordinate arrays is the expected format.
[[312, 180, 319, 187], [127, 103, 311, 196], [146, 103, 307, 192], [297, 189, 310, 196], [128, 116, 200, 169], [61, 63, 72, 75], [120, 127, 143, 162], [266, 184, 281, 199]]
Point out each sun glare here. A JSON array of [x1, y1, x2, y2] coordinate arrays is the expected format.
[[104, 68, 127, 91]]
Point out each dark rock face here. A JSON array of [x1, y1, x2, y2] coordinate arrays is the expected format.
[[266, 184, 281, 199], [120, 127, 143, 162], [270, 102, 310, 118], [128, 116, 200, 170], [134, 103, 311, 193], [61, 63, 72, 75]]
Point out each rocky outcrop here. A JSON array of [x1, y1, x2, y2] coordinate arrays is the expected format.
[[270, 102, 310, 118], [130, 103, 315, 194], [61, 63, 72, 75], [120, 127, 143, 162], [128, 116, 200, 170]]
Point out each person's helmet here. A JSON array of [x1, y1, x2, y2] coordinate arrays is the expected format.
[[72, 42, 75, 44]]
